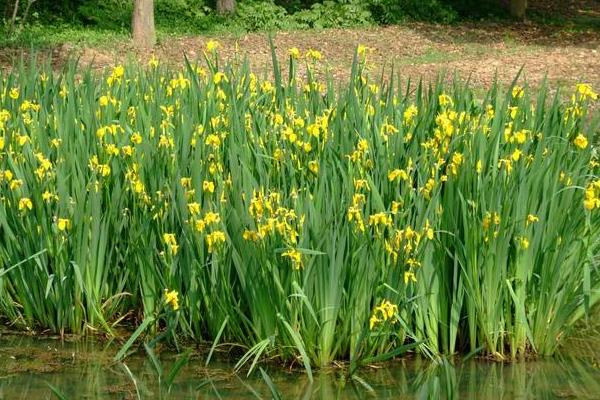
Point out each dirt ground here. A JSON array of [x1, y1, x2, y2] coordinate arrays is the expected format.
[[168, 22, 600, 86], [1, 1, 599, 91], [41, 23, 600, 90]]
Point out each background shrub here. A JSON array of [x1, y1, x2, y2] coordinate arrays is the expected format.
[[293, 0, 373, 29], [0, 0, 516, 36], [234, 1, 300, 31], [369, 0, 458, 24]]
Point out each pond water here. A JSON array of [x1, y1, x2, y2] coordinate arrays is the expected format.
[[1, 334, 600, 399]]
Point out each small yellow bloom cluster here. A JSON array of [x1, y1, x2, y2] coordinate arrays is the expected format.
[[419, 177, 437, 200], [270, 108, 329, 172], [9, 87, 19, 100], [107, 65, 125, 86], [1, 169, 19, 190], [384, 221, 433, 279], [566, 83, 597, 121], [516, 236, 530, 250], [148, 54, 159, 69], [164, 289, 179, 311], [388, 159, 411, 182], [203, 180, 215, 193], [526, 214, 539, 226], [34, 152, 54, 181], [404, 270, 417, 284], [243, 190, 303, 269], [369, 299, 398, 330], [124, 163, 150, 203], [193, 210, 219, 231], [285, 46, 325, 63], [434, 110, 456, 144], [584, 180, 600, 211], [420, 97, 472, 182], [348, 138, 370, 164], [380, 121, 399, 143], [305, 49, 322, 61], [169, 73, 190, 92], [512, 85, 525, 99], [501, 122, 535, 174], [98, 93, 118, 108], [575, 83, 598, 101], [206, 40, 219, 53], [369, 212, 392, 229], [288, 47, 301, 60], [498, 157, 514, 174], [89, 155, 111, 177], [18, 197, 33, 212], [57, 218, 71, 231], [347, 193, 367, 233], [206, 231, 226, 253], [282, 248, 303, 270], [357, 44, 371, 58], [439, 93, 454, 108], [247, 191, 288, 233], [403, 104, 418, 126], [446, 152, 464, 176], [163, 233, 179, 255], [483, 211, 501, 242], [573, 134, 588, 150], [504, 129, 529, 145], [559, 171, 573, 186], [42, 190, 58, 203]]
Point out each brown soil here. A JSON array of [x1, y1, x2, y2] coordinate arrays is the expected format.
[[0, 18, 597, 92]]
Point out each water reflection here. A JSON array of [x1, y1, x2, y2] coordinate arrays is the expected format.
[[1, 335, 600, 399]]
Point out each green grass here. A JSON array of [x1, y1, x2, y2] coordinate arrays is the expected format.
[[528, 11, 600, 33], [397, 47, 459, 65], [0, 46, 599, 372], [0, 24, 130, 49], [0, 22, 249, 50]]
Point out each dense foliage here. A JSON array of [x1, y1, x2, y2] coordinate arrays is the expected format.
[[0, 45, 599, 371], [1, 0, 508, 35]]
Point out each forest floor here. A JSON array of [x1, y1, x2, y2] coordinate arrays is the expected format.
[[0, 2, 599, 91]]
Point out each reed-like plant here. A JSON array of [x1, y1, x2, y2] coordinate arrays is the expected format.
[[0, 44, 598, 370]]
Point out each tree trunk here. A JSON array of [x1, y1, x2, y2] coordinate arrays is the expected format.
[[509, 0, 527, 19], [19, 0, 37, 32], [216, 0, 235, 15], [132, 0, 155, 49], [8, 0, 20, 33]]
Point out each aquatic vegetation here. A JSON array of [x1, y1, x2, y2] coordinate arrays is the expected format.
[[0, 43, 599, 370]]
